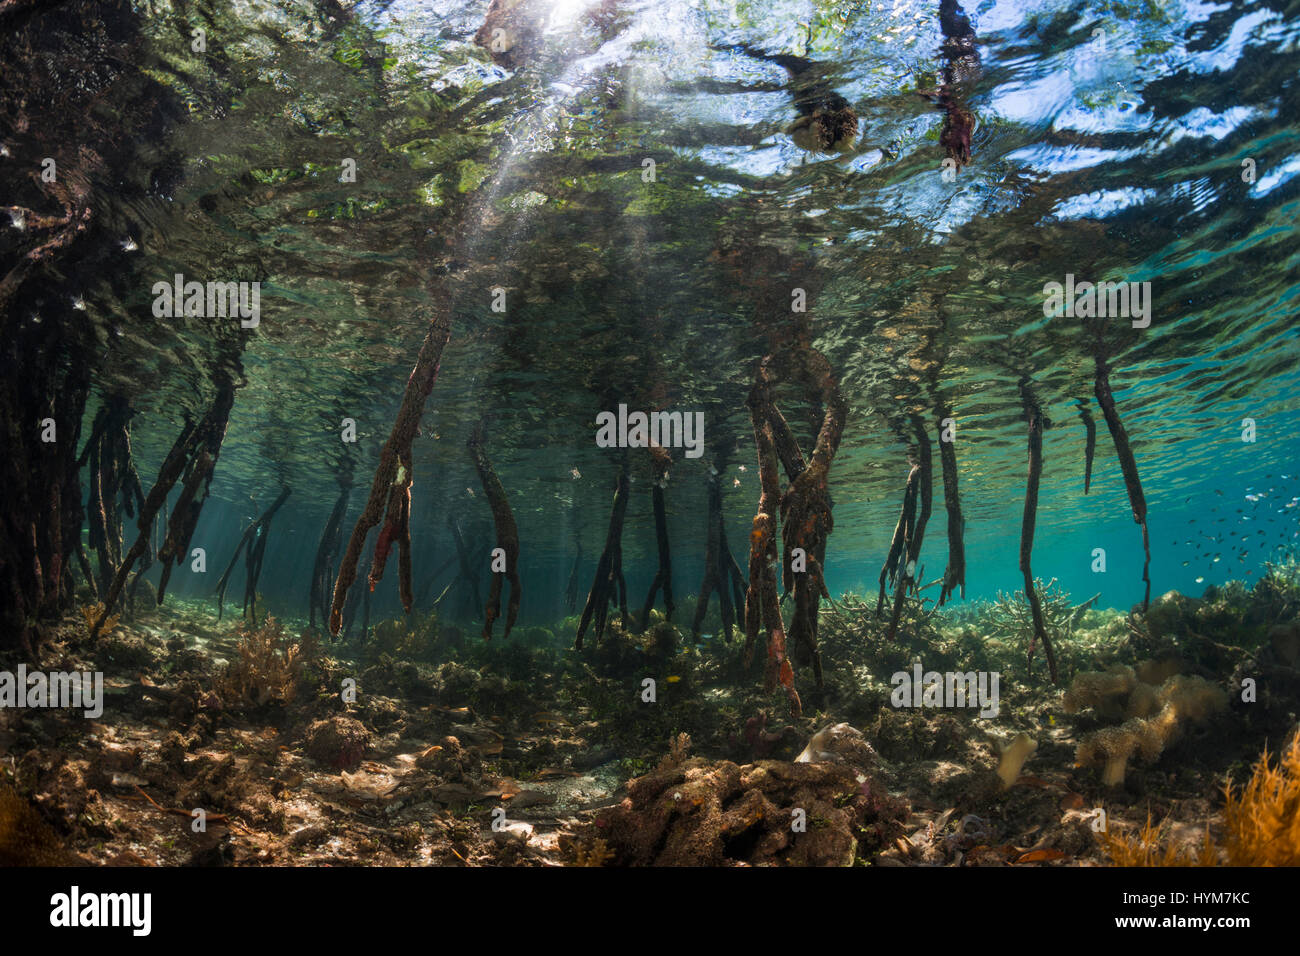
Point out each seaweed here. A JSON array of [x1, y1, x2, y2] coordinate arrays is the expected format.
[[215, 616, 308, 711], [1102, 731, 1300, 865]]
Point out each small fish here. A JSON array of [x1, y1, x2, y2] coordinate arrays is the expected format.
[[570, 467, 581, 479], [733, 477, 741, 487], [665, 675, 682, 683], [738, 465, 747, 472], [1195, 576, 1205, 584], [466, 487, 475, 497]]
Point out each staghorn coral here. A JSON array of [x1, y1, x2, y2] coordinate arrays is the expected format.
[[986, 578, 1097, 674], [1102, 730, 1300, 866], [215, 616, 305, 709], [1073, 671, 1226, 787]]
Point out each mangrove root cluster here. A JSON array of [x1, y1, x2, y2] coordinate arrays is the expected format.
[[215, 486, 292, 624], [575, 456, 629, 648]]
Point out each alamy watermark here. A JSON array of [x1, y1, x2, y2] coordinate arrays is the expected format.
[[0, 665, 103, 718], [891, 660, 1000, 717], [1042, 274, 1151, 328], [595, 404, 704, 458], [152, 273, 260, 327], [50, 886, 150, 936]]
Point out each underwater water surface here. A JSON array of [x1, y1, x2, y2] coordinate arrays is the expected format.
[[1, 0, 1299, 886]]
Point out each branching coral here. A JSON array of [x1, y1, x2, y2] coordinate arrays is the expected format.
[[986, 577, 1096, 671]]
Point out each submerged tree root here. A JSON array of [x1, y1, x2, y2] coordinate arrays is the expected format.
[[309, 481, 351, 629], [636, 446, 675, 633], [564, 520, 583, 615], [937, 402, 966, 606], [775, 350, 846, 694], [469, 422, 521, 640], [575, 456, 630, 648], [692, 469, 748, 643], [745, 375, 801, 717], [330, 310, 452, 635], [919, 0, 979, 169], [1077, 397, 1097, 494], [1019, 380, 1058, 684], [215, 486, 292, 624], [738, 349, 846, 704], [442, 515, 486, 620], [155, 377, 237, 604], [79, 398, 137, 597], [1094, 358, 1152, 612], [886, 420, 933, 642], [95, 374, 238, 636], [878, 464, 920, 617]]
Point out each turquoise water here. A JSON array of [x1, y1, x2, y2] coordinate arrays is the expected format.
[[8, 0, 1299, 629]]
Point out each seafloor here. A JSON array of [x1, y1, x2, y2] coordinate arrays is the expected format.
[[1, 562, 1297, 867]]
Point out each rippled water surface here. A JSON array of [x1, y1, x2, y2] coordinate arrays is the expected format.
[[28, 0, 1300, 621]]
